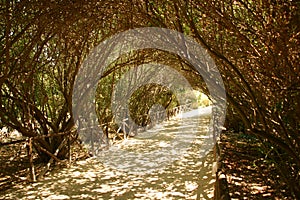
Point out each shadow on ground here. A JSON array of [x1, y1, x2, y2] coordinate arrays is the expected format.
[[1, 116, 216, 199]]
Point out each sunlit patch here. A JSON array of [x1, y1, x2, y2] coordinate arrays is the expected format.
[[44, 195, 70, 200], [72, 27, 226, 175], [185, 181, 198, 191]]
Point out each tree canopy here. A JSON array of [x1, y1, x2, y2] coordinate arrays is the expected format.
[[1, 0, 299, 197]]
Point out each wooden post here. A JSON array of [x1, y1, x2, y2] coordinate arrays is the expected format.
[[214, 171, 231, 200], [122, 119, 127, 139], [68, 133, 71, 166], [90, 127, 94, 155], [212, 104, 231, 199], [28, 138, 36, 182], [105, 123, 109, 146]]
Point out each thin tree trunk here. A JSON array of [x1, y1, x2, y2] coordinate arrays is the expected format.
[[28, 138, 36, 182]]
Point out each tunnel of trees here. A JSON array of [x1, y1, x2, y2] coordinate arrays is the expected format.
[[0, 0, 299, 198]]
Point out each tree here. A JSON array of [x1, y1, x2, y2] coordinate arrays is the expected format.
[[1, 0, 299, 196], [133, 0, 300, 196], [0, 0, 133, 161]]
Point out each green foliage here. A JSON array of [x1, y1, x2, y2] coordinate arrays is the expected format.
[[1, 0, 299, 196], [128, 83, 179, 126]]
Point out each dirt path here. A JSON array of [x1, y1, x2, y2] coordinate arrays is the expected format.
[[1, 110, 216, 199], [1, 108, 292, 199]]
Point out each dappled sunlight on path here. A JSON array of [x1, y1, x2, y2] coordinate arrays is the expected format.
[[1, 107, 216, 199]]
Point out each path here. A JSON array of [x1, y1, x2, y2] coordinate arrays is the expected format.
[[1, 107, 216, 200]]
